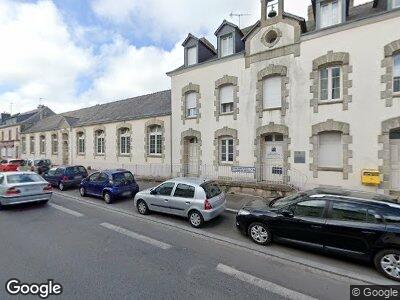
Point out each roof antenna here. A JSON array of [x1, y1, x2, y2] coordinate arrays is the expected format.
[[10, 102, 13, 115], [229, 12, 251, 28]]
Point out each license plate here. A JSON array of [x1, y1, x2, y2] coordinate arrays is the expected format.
[[122, 192, 131, 197], [75, 176, 82, 179]]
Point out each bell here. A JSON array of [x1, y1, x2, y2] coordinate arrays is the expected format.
[[268, 9, 277, 18]]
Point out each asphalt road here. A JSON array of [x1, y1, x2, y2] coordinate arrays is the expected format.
[[0, 187, 396, 300]]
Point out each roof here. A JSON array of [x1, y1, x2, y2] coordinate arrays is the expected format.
[[168, 177, 214, 186], [199, 37, 217, 54], [0, 107, 42, 128], [23, 90, 171, 134], [214, 19, 242, 36], [102, 169, 130, 175]]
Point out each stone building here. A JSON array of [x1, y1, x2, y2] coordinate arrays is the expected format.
[[167, 0, 400, 193], [0, 106, 54, 160], [20, 91, 172, 177]]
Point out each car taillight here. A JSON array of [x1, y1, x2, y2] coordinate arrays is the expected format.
[[5, 187, 21, 196], [62, 176, 69, 182], [43, 184, 52, 192], [204, 199, 213, 210]]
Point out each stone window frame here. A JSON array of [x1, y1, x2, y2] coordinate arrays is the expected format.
[[116, 123, 132, 159], [93, 126, 106, 158], [181, 83, 201, 124], [261, 27, 282, 49], [180, 129, 202, 176], [378, 116, 400, 194], [381, 39, 400, 107], [21, 136, 27, 154], [213, 127, 239, 168], [39, 134, 46, 154], [256, 65, 289, 118], [214, 75, 239, 121], [29, 135, 35, 154], [144, 119, 165, 162], [254, 122, 291, 182], [310, 51, 353, 113], [75, 128, 86, 157], [310, 119, 353, 179], [50, 132, 59, 156]]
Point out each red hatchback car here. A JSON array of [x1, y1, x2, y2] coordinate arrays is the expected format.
[[0, 159, 25, 172]]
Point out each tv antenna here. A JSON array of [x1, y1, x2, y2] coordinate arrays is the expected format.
[[229, 12, 251, 28]]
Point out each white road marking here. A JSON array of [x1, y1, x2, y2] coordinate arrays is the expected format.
[[49, 203, 84, 217], [216, 264, 317, 300], [100, 222, 172, 250]]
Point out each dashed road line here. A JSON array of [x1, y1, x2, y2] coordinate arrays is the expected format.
[[49, 203, 84, 217], [100, 222, 172, 250], [216, 264, 317, 300]]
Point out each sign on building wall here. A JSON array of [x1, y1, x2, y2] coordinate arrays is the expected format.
[[231, 166, 256, 174], [294, 151, 306, 164]]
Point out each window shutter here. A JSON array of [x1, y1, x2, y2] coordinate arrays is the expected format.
[[318, 132, 343, 168], [220, 85, 234, 104], [187, 47, 197, 66], [263, 77, 282, 109], [186, 92, 197, 109]]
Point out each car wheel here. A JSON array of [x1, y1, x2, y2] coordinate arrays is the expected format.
[[79, 187, 86, 197], [103, 192, 113, 204], [188, 210, 204, 228], [374, 249, 400, 281], [248, 223, 272, 246], [58, 182, 65, 191], [136, 199, 150, 215]]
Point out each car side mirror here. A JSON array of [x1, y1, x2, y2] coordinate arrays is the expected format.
[[281, 209, 294, 218], [150, 189, 157, 195]]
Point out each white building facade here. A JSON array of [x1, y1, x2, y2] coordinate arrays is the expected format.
[[168, 0, 400, 194]]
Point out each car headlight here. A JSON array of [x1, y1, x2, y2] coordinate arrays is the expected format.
[[237, 209, 251, 216]]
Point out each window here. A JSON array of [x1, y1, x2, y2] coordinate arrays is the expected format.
[[320, 0, 340, 28], [39, 136, 46, 154], [185, 92, 197, 118], [30, 137, 35, 154], [119, 128, 131, 155], [8, 130, 12, 141], [88, 173, 100, 182], [320, 66, 341, 101], [220, 85, 234, 114], [174, 184, 195, 198], [329, 201, 379, 223], [155, 182, 175, 196], [393, 0, 400, 9], [318, 132, 343, 169], [95, 130, 105, 155], [21, 137, 26, 154], [51, 134, 58, 155], [292, 200, 326, 218], [394, 54, 400, 93], [149, 126, 162, 155], [77, 132, 85, 154], [220, 138, 234, 163], [263, 77, 282, 109], [201, 182, 222, 199], [187, 47, 197, 66], [220, 34, 234, 57]]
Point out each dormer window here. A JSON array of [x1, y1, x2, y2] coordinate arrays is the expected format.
[[187, 46, 197, 66], [320, 0, 341, 28], [220, 34, 234, 57]]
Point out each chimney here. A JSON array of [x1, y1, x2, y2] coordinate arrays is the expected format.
[[307, 5, 314, 22], [0, 113, 11, 123]]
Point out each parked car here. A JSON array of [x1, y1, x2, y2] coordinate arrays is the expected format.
[[134, 178, 226, 228], [0, 159, 27, 172], [0, 171, 52, 208], [43, 166, 88, 191], [28, 159, 52, 175], [236, 187, 400, 281], [79, 169, 139, 204]]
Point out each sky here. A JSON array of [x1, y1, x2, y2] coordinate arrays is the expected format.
[[0, 0, 371, 114]]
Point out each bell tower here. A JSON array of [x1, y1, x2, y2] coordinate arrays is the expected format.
[[261, 0, 284, 23]]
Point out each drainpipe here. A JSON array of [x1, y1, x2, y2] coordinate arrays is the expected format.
[[170, 114, 173, 178]]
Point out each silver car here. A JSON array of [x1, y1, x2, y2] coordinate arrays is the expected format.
[[0, 172, 52, 208], [134, 178, 226, 228]]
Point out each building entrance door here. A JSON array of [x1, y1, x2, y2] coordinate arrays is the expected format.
[[390, 131, 400, 191], [262, 133, 284, 182]]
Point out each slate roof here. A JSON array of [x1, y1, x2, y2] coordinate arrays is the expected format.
[[23, 90, 171, 134]]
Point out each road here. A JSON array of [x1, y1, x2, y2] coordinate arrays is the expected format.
[[0, 185, 396, 299]]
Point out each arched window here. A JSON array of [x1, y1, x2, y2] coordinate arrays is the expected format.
[[263, 76, 282, 109], [95, 130, 105, 155], [119, 128, 131, 155], [148, 125, 162, 155], [21, 137, 26, 154], [51, 134, 58, 155], [77, 132, 85, 155], [39, 135, 46, 154], [30, 136, 35, 154]]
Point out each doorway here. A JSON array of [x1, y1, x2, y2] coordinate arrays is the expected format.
[[262, 133, 284, 182]]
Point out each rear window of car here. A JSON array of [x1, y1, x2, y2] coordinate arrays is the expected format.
[[112, 172, 134, 185], [7, 174, 44, 184], [10, 160, 26, 166], [201, 182, 222, 199]]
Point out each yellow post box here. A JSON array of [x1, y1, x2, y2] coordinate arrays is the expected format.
[[361, 169, 381, 186]]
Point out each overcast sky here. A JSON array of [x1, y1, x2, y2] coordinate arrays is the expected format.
[[0, 0, 370, 114]]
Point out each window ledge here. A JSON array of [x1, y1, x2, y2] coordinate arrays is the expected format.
[[95, 154, 105, 157], [393, 92, 400, 98], [77, 153, 85, 156], [118, 154, 131, 157], [219, 162, 234, 167], [219, 112, 234, 116], [148, 154, 162, 158], [263, 107, 282, 112], [317, 167, 343, 172], [318, 100, 343, 105], [185, 116, 198, 120]]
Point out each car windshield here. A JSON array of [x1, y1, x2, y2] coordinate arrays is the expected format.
[[201, 182, 222, 199], [7, 174, 44, 184], [47, 168, 58, 176], [113, 172, 134, 185], [270, 193, 302, 208]]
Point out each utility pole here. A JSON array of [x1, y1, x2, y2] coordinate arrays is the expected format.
[[229, 12, 251, 28]]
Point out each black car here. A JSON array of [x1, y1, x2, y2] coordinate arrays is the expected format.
[[43, 166, 88, 191], [236, 187, 400, 281]]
